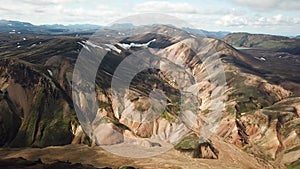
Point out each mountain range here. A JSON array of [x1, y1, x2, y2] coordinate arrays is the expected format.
[[0, 19, 229, 38], [0, 20, 299, 169]]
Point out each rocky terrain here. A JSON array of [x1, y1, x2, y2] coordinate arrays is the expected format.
[[0, 24, 299, 168], [223, 33, 300, 55], [0, 157, 110, 169], [0, 137, 274, 169]]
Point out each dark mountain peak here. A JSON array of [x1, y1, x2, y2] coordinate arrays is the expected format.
[[224, 32, 300, 55]]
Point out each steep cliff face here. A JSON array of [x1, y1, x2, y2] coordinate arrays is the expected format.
[[0, 58, 88, 147]]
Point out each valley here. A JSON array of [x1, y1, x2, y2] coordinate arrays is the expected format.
[[0, 22, 299, 169]]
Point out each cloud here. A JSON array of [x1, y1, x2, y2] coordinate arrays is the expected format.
[[17, 0, 90, 6], [215, 15, 248, 27], [0, 6, 11, 12], [134, 1, 240, 16], [134, 1, 199, 14], [0, 0, 298, 35], [216, 14, 300, 27], [0, 0, 119, 24], [229, 0, 300, 11]]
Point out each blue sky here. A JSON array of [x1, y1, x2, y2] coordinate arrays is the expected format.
[[0, 0, 299, 36]]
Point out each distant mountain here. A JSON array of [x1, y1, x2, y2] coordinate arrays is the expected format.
[[40, 24, 102, 31], [183, 27, 230, 38], [0, 20, 34, 33], [223, 32, 300, 55], [108, 23, 135, 30], [0, 20, 230, 39], [105, 23, 230, 38], [0, 20, 102, 35]]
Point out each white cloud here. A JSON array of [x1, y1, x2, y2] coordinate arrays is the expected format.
[[18, 0, 90, 6], [216, 14, 300, 27], [230, 0, 300, 11], [0, 0, 119, 25], [134, 1, 199, 14], [0, 0, 298, 35], [134, 1, 243, 16], [215, 15, 248, 27]]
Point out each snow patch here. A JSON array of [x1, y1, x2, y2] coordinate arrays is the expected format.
[[105, 44, 121, 53], [118, 32, 125, 36], [77, 42, 91, 52], [190, 34, 197, 38], [117, 39, 156, 50], [83, 40, 103, 49], [260, 57, 266, 61], [47, 69, 53, 76], [254, 57, 266, 61]]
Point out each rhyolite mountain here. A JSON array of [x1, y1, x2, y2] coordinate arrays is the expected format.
[[223, 32, 300, 55], [0, 24, 299, 169]]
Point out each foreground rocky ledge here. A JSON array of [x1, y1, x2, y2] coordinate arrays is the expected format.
[[0, 136, 277, 169]]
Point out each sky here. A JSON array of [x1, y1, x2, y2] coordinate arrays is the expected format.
[[0, 0, 299, 36]]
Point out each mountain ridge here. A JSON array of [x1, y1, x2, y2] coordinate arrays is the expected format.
[[0, 24, 299, 168]]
